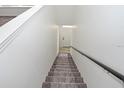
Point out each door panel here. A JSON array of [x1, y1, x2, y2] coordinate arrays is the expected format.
[[59, 27, 72, 48]]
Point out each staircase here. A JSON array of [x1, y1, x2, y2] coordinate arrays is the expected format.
[[42, 51, 87, 88]]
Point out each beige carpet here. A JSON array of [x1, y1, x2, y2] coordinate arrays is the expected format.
[[0, 16, 16, 26], [42, 51, 87, 88]]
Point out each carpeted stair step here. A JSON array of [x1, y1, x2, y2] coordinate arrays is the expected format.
[[68, 59, 73, 61], [50, 68, 79, 72], [56, 58, 68, 60], [48, 72, 81, 77], [52, 65, 77, 69], [42, 82, 87, 88], [53, 62, 75, 65], [51, 67, 77, 70], [53, 63, 75, 65], [68, 57, 72, 59], [45, 76, 84, 83], [56, 60, 73, 63], [49, 70, 79, 73], [53, 64, 76, 67], [54, 62, 74, 65], [42, 51, 87, 88]]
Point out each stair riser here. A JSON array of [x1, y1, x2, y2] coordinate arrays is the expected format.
[[54, 62, 74, 64], [68, 58, 73, 60], [51, 67, 77, 70], [48, 72, 81, 77], [55, 62, 74, 64], [45, 78, 83, 83], [52, 66, 77, 68], [42, 82, 87, 88], [42, 51, 87, 88], [51, 67, 77, 69], [50, 69, 79, 72], [53, 63, 75, 65], [56, 57, 72, 59], [52, 65, 76, 67], [55, 60, 73, 62], [50, 67, 77, 70], [68, 59, 73, 61], [56, 57, 71, 59], [53, 64, 75, 66], [49, 71, 79, 74]]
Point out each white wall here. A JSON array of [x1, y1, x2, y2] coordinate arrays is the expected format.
[[0, 6, 57, 88], [72, 6, 124, 87], [0, 7, 31, 16]]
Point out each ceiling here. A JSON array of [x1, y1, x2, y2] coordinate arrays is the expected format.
[[54, 6, 78, 25]]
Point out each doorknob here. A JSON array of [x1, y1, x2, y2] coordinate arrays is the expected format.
[[62, 37, 64, 40]]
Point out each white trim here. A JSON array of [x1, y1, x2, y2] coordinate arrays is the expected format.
[[0, 5, 33, 7], [0, 5, 43, 52]]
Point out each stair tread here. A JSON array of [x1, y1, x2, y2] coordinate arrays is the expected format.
[[50, 68, 79, 72], [53, 63, 75, 65], [45, 76, 84, 83], [53, 65, 76, 67], [51, 67, 77, 69], [48, 71, 80, 74], [55, 61, 73, 62], [42, 52, 87, 88], [42, 82, 87, 88], [52, 67, 77, 69], [50, 71, 79, 73], [53, 64, 75, 65], [48, 73, 80, 77], [46, 76, 83, 78], [52, 65, 77, 68]]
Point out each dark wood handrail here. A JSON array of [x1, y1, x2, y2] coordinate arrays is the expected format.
[[71, 46, 124, 82]]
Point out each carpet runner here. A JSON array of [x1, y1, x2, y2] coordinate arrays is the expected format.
[[42, 52, 87, 88]]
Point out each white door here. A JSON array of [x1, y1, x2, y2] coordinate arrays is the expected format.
[[59, 27, 72, 48]]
